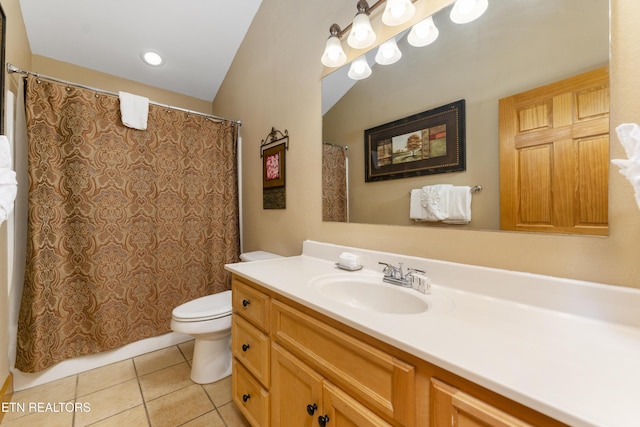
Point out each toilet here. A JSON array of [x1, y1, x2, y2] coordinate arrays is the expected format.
[[170, 251, 282, 384]]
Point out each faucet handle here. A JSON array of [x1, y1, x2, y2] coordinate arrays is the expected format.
[[407, 267, 426, 275], [378, 261, 391, 275]]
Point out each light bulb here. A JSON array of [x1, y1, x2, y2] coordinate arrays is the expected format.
[[375, 38, 402, 65], [348, 56, 372, 80], [321, 30, 347, 67], [382, 0, 416, 26], [450, 0, 488, 24], [390, 3, 406, 18], [458, 0, 475, 14], [408, 16, 439, 47], [348, 13, 376, 49]]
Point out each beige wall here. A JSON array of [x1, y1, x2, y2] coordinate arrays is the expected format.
[[213, 0, 640, 288], [30, 55, 213, 114]]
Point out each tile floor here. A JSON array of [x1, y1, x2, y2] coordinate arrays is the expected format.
[[0, 341, 251, 427]]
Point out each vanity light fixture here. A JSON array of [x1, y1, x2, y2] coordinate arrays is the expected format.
[[321, 0, 489, 81], [382, 0, 416, 26], [321, 24, 348, 67], [141, 50, 163, 67], [348, 56, 373, 80], [375, 38, 402, 65], [450, 0, 488, 24], [347, 0, 377, 49], [407, 15, 439, 47]]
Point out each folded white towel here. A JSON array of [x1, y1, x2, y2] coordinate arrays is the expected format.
[[417, 184, 471, 224], [410, 189, 427, 220], [0, 134, 10, 169], [0, 135, 17, 224], [442, 185, 472, 224], [420, 184, 452, 221], [612, 123, 640, 210], [119, 91, 149, 130]]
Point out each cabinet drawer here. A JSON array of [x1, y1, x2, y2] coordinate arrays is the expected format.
[[233, 359, 270, 427], [431, 378, 533, 427], [272, 300, 415, 426], [232, 314, 270, 388], [233, 278, 270, 331]]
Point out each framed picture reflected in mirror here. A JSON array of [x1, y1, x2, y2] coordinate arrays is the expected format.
[[365, 100, 466, 182]]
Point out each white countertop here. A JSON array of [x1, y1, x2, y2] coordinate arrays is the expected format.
[[225, 241, 640, 427]]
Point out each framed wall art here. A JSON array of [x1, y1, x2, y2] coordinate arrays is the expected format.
[[260, 127, 289, 209], [262, 142, 286, 188], [364, 100, 465, 182]]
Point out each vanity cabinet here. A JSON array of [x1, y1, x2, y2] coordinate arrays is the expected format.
[[231, 275, 567, 427], [271, 299, 415, 426]]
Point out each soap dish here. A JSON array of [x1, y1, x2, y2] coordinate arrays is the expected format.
[[335, 262, 363, 271]]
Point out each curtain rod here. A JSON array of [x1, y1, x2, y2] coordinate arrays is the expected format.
[[6, 63, 242, 126], [323, 141, 349, 150]]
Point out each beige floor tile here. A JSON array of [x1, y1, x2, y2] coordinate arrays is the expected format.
[[77, 359, 136, 397], [146, 384, 214, 427], [178, 340, 194, 361], [89, 404, 149, 427], [1, 376, 76, 423], [0, 404, 74, 427], [134, 346, 186, 377], [202, 376, 232, 408], [181, 410, 225, 427], [74, 379, 143, 427], [217, 402, 251, 427], [138, 362, 193, 402]]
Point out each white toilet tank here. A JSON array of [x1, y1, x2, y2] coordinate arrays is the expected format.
[[239, 251, 282, 262]]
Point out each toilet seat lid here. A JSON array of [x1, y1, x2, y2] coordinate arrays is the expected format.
[[172, 290, 232, 322]]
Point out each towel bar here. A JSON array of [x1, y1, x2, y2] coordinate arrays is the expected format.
[[409, 185, 482, 195]]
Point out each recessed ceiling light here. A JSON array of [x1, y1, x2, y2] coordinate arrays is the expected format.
[[141, 51, 163, 67]]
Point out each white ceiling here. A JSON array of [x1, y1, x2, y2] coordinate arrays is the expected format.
[[19, 0, 263, 102]]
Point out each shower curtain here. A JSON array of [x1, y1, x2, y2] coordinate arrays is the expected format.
[[322, 144, 348, 222], [16, 75, 240, 373]]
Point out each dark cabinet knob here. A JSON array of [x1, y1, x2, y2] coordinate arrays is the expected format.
[[242, 343, 251, 352], [306, 403, 317, 416], [242, 299, 250, 307], [242, 394, 251, 402], [318, 415, 330, 426]]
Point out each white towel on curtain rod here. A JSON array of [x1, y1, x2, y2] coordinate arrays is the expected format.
[[118, 91, 149, 130]]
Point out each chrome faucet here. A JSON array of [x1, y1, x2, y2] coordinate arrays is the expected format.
[[378, 262, 425, 288]]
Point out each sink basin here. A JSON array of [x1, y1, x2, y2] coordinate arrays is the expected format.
[[309, 273, 430, 314]]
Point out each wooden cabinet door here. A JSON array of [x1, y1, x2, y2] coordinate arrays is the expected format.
[[320, 381, 393, 427], [271, 343, 323, 427], [499, 67, 609, 235]]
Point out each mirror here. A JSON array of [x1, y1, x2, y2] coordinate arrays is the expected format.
[[322, 0, 609, 230]]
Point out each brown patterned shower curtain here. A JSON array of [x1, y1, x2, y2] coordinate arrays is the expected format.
[[16, 75, 240, 373], [322, 144, 348, 222]]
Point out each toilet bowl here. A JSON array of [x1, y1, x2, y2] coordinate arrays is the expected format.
[[170, 291, 232, 384], [170, 251, 282, 384]]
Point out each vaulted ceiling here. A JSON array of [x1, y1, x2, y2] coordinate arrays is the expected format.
[[19, 0, 263, 102]]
